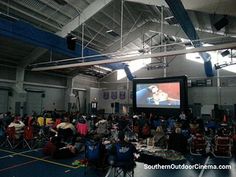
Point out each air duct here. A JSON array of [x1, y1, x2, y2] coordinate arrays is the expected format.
[[165, 0, 215, 77], [124, 64, 135, 81]]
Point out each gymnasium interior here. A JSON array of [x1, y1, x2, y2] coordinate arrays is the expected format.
[[0, 0, 236, 177]]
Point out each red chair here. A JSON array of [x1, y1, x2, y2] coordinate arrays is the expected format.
[[27, 117, 33, 126], [5, 127, 18, 149], [212, 135, 232, 158], [53, 118, 61, 129], [190, 133, 207, 155], [23, 126, 35, 149], [76, 123, 88, 137]]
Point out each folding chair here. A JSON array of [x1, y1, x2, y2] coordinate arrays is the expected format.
[[212, 135, 232, 158], [37, 117, 45, 127], [112, 144, 135, 177], [84, 139, 104, 176], [190, 133, 207, 155], [5, 127, 19, 149], [23, 126, 35, 149], [54, 118, 61, 128], [45, 118, 53, 126], [112, 162, 134, 177], [76, 122, 88, 137]]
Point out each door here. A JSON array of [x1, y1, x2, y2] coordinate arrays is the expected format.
[[0, 89, 8, 113], [26, 91, 42, 115], [115, 102, 120, 114], [75, 90, 86, 114]]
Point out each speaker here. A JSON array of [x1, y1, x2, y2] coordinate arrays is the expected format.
[[111, 103, 114, 108], [221, 50, 230, 57], [214, 104, 219, 110], [42, 93, 45, 98], [66, 34, 76, 50], [213, 16, 229, 31]]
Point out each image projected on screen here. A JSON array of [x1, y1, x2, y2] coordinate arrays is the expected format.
[[136, 82, 180, 108]]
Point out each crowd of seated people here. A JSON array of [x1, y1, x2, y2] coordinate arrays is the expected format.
[[0, 110, 235, 167]]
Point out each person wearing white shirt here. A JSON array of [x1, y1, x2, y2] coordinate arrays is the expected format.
[[8, 117, 25, 139]]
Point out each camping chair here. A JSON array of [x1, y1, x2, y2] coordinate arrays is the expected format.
[[111, 143, 135, 177], [212, 135, 232, 158], [53, 118, 61, 128], [84, 139, 103, 176], [23, 126, 35, 149], [5, 127, 20, 149], [112, 162, 134, 177], [190, 133, 207, 155], [37, 117, 45, 127], [45, 118, 53, 126], [76, 122, 88, 137]]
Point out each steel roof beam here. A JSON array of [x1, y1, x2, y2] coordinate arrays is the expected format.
[[21, 0, 113, 67], [32, 42, 236, 71]]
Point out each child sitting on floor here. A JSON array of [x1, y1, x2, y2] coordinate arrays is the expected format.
[[43, 136, 78, 159]]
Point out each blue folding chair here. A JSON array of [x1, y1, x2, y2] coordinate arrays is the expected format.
[[112, 143, 136, 177]]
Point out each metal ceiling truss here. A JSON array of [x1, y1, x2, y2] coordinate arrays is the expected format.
[[20, 0, 114, 67], [13, 0, 68, 27], [31, 41, 236, 71], [0, 0, 61, 30]]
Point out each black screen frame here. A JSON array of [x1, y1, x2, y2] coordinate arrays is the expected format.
[[133, 76, 188, 115]]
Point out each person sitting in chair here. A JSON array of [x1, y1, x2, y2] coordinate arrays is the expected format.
[[153, 126, 167, 148], [8, 116, 25, 139], [168, 128, 187, 154], [109, 131, 137, 171], [56, 116, 76, 143], [95, 117, 109, 136], [85, 134, 106, 168]]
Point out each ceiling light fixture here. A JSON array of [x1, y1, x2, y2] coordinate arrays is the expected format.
[[106, 30, 120, 37], [94, 65, 112, 72], [164, 16, 174, 20]]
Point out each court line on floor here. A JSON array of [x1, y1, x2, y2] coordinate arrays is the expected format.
[[0, 148, 79, 169], [0, 159, 41, 172], [0, 148, 42, 160], [198, 156, 210, 177]]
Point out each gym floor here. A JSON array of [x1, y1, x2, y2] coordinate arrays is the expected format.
[[0, 147, 235, 177]]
